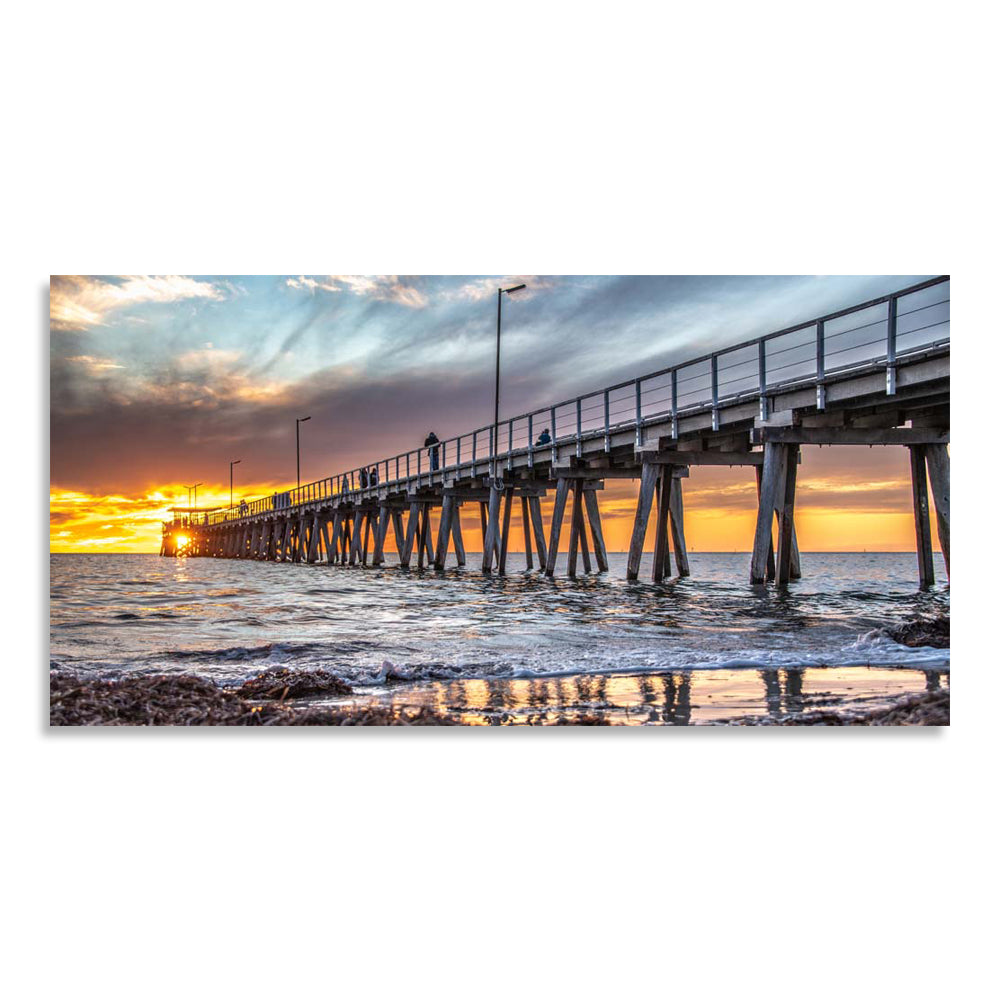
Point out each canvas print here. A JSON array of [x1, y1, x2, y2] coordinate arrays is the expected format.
[[49, 275, 950, 726]]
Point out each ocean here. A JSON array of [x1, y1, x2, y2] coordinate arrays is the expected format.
[[49, 551, 949, 724]]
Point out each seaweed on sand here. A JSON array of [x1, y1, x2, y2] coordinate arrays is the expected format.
[[235, 667, 352, 700], [49, 672, 457, 727]]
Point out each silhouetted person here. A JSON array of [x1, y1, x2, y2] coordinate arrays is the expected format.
[[535, 427, 552, 446], [360, 467, 369, 488], [370, 465, 379, 486], [425, 431, 440, 471], [341, 475, 350, 494]]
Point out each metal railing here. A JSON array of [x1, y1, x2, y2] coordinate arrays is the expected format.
[[206, 275, 950, 525]]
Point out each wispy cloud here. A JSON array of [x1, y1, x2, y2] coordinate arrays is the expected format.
[[66, 355, 125, 375], [51, 275, 227, 332], [286, 275, 427, 308], [444, 275, 555, 302]]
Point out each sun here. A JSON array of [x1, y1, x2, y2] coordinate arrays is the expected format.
[[175, 534, 190, 548]]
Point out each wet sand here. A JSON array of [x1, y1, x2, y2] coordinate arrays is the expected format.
[[50, 665, 949, 726], [342, 665, 948, 725]]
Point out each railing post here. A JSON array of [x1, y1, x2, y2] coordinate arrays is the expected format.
[[816, 320, 826, 410], [576, 398, 583, 457], [603, 390, 610, 452], [634, 380, 643, 448], [758, 339, 769, 421], [528, 414, 534, 468], [671, 370, 678, 439], [550, 406, 557, 463], [508, 418, 514, 471], [886, 296, 897, 395], [711, 355, 720, 431], [406, 453, 411, 478]]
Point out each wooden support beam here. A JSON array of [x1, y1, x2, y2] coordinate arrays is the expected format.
[[362, 512, 372, 566], [392, 510, 405, 562], [545, 478, 571, 577], [567, 481, 584, 577], [350, 510, 363, 566], [434, 496, 454, 570], [417, 506, 432, 569], [576, 484, 592, 574], [583, 488, 609, 572], [651, 469, 673, 582], [307, 514, 321, 563], [924, 443, 950, 579], [521, 497, 534, 570], [751, 443, 784, 584], [327, 511, 341, 564], [529, 495, 548, 569], [482, 486, 502, 573], [451, 504, 466, 566], [638, 450, 763, 466], [775, 444, 799, 585], [626, 463, 659, 580], [373, 506, 390, 566], [400, 504, 418, 568], [909, 445, 935, 589], [498, 489, 514, 575], [755, 427, 949, 447], [668, 479, 690, 577], [754, 465, 775, 582]]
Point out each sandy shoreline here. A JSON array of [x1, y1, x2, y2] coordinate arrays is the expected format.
[[49, 664, 949, 727]]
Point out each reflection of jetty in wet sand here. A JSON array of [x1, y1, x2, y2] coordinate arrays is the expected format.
[[360, 666, 947, 725]]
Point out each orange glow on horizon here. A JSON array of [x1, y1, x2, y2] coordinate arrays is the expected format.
[[50, 466, 942, 556]]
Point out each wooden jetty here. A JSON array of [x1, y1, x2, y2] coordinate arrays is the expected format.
[[163, 276, 950, 588]]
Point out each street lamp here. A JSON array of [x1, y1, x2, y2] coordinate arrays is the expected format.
[[296, 416, 311, 489], [192, 482, 203, 511], [493, 283, 527, 477], [229, 460, 241, 509]]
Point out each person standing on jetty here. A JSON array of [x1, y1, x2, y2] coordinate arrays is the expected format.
[[535, 427, 552, 446], [360, 467, 369, 488], [425, 431, 440, 471], [369, 465, 379, 486]]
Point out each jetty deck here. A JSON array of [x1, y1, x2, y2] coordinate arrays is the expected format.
[[163, 276, 950, 587]]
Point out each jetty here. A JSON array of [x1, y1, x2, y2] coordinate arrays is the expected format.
[[162, 276, 950, 587]]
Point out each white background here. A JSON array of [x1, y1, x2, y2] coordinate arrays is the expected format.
[[4, 2, 998, 997]]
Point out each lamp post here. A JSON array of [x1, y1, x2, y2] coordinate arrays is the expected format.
[[229, 460, 241, 509], [192, 482, 203, 512], [296, 416, 311, 489], [493, 283, 526, 478]]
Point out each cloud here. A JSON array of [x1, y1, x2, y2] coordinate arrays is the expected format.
[[286, 275, 427, 308], [444, 275, 555, 302], [66, 355, 125, 375], [51, 275, 227, 332]]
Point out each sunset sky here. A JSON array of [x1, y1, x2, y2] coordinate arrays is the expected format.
[[50, 274, 942, 554]]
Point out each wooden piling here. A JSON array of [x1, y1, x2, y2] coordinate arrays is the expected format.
[[521, 497, 534, 570], [651, 468, 673, 582], [435, 496, 454, 570], [567, 481, 582, 577], [668, 479, 690, 577], [498, 489, 513, 575], [583, 488, 609, 573], [576, 484, 592, 573], [909, 445, 935, 588], [924, 443, 950, 578], [626, 463, 659, 580], [754, 465, 775, 582], [775, 444, 798, 585], [529, 495, 548, 569], [545, 478, 571, 576], [451, 506, 466, 566], [400, 503, 418, 568], [482, 486, 502, 573]]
